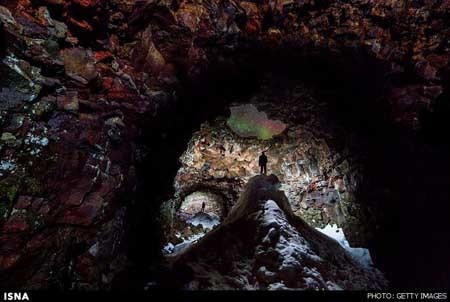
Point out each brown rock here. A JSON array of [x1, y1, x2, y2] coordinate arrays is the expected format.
[[73, 0, 98, 8], [60, 47, 98, 84], [14, 196, 33, 210], [176, 3, 202, 32], [133, 26, 166, 74], [0, 254, 21, 270], [3, 214, 28, 233], [57, 91, 79, 112]]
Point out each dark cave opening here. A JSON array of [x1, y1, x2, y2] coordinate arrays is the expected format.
[[119, 46, 450, 290]]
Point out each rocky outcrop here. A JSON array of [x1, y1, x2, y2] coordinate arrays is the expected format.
[[167, 175, 387, 290], [0, 1, 142, 288]]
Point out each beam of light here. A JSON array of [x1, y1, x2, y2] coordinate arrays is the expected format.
[[227, 104, 287, 140]]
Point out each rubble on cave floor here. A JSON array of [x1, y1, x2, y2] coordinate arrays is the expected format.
[[162, 209, 221, 255]]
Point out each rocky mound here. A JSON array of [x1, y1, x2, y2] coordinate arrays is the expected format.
[[167, 175, 387, 290]]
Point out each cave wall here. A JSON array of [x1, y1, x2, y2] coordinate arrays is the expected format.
[[164, 82, 368, 245], [0, 0, 449, 289]]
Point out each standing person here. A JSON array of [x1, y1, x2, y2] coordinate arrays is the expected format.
[[259, 151, 268, 175], [201, 202, 206, 213]]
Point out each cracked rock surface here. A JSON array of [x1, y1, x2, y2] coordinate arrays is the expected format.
[[0, 0, 449, 289]]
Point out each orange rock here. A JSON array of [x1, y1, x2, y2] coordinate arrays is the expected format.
[[73, 0, 97, 8], [0, 254, 21, 270], [176, 4, 203, 32], [240, 2, 262, 34], [94, 50, 112, 63], [67, 16, 94, 32]]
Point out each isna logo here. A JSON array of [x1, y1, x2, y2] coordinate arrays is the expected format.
[[3, 293, 30, 301]]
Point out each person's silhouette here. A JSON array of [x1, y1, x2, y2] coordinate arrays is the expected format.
[[259, 152, 268, 175], [201, 202, 206, 213]]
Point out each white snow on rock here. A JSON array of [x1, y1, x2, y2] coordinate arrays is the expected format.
[[163, 233, 205, 255], [316, 224, 374, 268], [263, 199, 322, 263], [0, 159, 16, 172], [162, 212, 220, 255], [259, 200, 333, 289], [187, 212, 220, 230]]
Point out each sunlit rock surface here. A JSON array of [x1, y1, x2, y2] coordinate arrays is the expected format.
[[180, 191, 224, 219], [167, 175, 387, 290]]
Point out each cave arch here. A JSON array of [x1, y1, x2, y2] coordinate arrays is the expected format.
[[2, 0, 450, 291], [123, 36, 449, 288]]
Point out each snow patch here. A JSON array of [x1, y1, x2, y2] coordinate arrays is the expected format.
[[88, 242, 99, 257], [163, 233, 205, 255], [316, 224, 374, 267], [187, 212, 220, 230], [263, 200, 319, 260], [25, 133, 49, 146], [259, 200, 327, 289], [162, 214, 219, 255], [0, 160, 16, 172]]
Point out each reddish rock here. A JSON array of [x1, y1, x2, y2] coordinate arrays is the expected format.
[[57, 198, 101, 226], [439, 0, 450, 11], [426, 54, 449, 69], [75, 253, 98, 281], [79, 126, 102, 146], [3, 214, 29, 233], [37, 200, 51, 215], [57, 91, 80, 112], [133, 26, 166, 74], [25, 232, 48, 253], [1, 0, 450, 290], [66, 16, 94, 32], [43, 0, 66, 5], [57, 176, 115, 226], [0, 254, 21, 270], [60, 47, 98, 83], [176, 3, 202, 32], [107, 78, 136, 101], [415, 60, 438, 81], [73, 0, 97, 8], [30, 198, 45, 212], [57, 175, 95, 206], [240, 2, 262, 34], [14, 196, 33, 210], [94, 50, 112, 63]]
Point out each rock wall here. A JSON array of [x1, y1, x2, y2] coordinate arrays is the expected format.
[[0, 0, 449, 289]]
